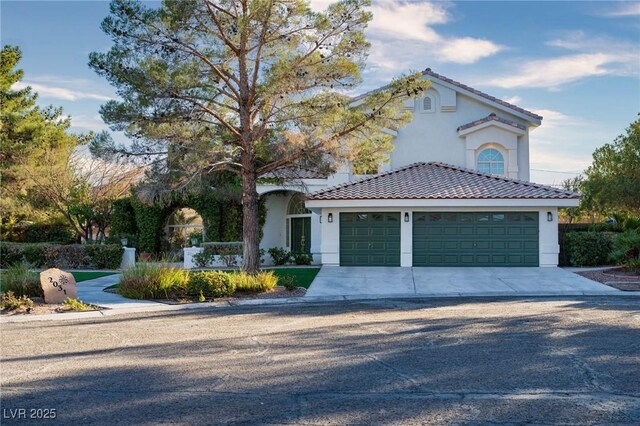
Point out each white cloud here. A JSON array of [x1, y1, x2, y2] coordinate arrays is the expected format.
[[437, 37, 503, 64], [502, 95, 522, 105], [366, 1, 503, 68], [600, 2, 640, 17], [487, 30, 639, 90], [526, 107, 610, 183], [312, 1, 503, 73], [13, 81, 114, 101], [69, 114, 109, 131], [368, 1, 446, 43], [488, 53, 626, 89]]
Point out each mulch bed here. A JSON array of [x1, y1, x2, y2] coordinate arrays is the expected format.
[[1, 297, 103, 316], [149, 286, 307, 305], [576, 268, 640, 292]]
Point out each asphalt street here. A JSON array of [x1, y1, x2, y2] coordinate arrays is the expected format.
[[2, 297, 640, 425]]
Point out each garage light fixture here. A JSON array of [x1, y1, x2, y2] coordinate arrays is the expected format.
[[328, 213, 333, 223], [404, 212, 410, 222], [547, 212, 553, 222]]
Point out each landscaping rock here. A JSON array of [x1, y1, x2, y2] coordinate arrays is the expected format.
[[40, 268, 77, 304]]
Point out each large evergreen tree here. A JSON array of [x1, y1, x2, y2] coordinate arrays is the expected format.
[[0, 45, 90, 237], [89, 0, 428, 272]]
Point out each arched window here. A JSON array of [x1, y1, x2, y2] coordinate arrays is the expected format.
[[422, 94, 435, 112], [477, 148, 505, 175], [287, 193, 311, 215]]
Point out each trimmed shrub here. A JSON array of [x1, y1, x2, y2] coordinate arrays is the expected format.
[[0, 243, 24, 268], [187, 271, 235, 298], [0, 243, 124, 269], [292, 252, 313, 265], [230, 271, 278, 292], [44, 245, 90, 269], [118, 263, 188, 299], [268, 247, 291, 265], [85, 244, 124, 269], [22, 243, 50, 267], [609, 229, 640, 271], [564, 232, 612, 267], [1, 263, 43, 297], [21, 221, 76, 244], [194, 242, 243, 268], [280, 275, 298, 291]]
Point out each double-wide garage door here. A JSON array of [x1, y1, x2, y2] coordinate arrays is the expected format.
[[339, 211, 539, 266], [413, 212, 539, 266]]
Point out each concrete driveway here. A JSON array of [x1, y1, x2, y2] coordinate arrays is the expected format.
[[306, 266, 622, 298]]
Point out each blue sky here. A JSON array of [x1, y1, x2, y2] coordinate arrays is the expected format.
[[2, 0, 639, 185]]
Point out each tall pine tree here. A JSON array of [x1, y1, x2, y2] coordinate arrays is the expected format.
[[89, 0, 428, 271]]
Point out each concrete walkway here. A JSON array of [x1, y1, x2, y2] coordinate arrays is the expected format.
[[306, 266, 625, 298], [76, 274, 161, 310]]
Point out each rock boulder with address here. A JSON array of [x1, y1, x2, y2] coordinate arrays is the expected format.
[[40, 268, 77, 304]]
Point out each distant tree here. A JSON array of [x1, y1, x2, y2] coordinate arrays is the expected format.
[[559, 175, 587, 224], [26, 154, 143, 242], [89, 0, 428, 272], [0, 45, 90, 234], [583, 116, 640, 216]]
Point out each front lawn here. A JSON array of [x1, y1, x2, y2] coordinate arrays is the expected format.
[[71, 271, 117, 282], [264, 267, 320, 289]]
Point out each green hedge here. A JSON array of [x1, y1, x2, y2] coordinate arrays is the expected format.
[[188, 271, 235, 298], [0, 243, 124, 270], [563, 232, 613, 267], [111, 176, 266, 255]]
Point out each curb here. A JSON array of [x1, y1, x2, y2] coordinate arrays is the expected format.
[[3, 291, 639, 323]]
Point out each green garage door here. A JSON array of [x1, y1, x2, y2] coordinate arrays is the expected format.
[[413, 212, 539, 266], [340, 212, 401, 266]]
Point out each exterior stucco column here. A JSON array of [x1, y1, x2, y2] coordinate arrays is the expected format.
[[320, 208, 340, 266], [539, 208, 559, 267], [400, 210, 412, 267]]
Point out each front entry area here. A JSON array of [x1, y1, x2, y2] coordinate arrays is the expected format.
[[290, 217, 311, 254], [413, 212, 539, 267], [339, 212, 401, 266]]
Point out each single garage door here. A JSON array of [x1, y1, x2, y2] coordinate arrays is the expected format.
[[340, 212, 401, 266], [413, 212, 539, 266]]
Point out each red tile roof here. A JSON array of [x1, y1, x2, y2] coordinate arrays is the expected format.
[[457, 113, 527, 132], [308, 162, 580, 200]]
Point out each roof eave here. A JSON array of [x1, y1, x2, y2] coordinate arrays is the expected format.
[[306, 198, 580, 208], [458, 120, 526, 137]]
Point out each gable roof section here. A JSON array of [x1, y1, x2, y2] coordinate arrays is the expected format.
[[351, 68, 542, 125], [457, 113, 526, 133], [308, 162, 579, 201], [421, 68, 542, 123]]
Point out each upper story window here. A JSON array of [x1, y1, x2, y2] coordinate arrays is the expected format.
[[421, 94, 435, 113], [477, 148, 505, 175]]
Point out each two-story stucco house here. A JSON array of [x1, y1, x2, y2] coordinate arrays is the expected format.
[[257, 68, 580, 268]]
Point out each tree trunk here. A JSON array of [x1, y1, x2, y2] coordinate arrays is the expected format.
[[241, 167, 261, 273]]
